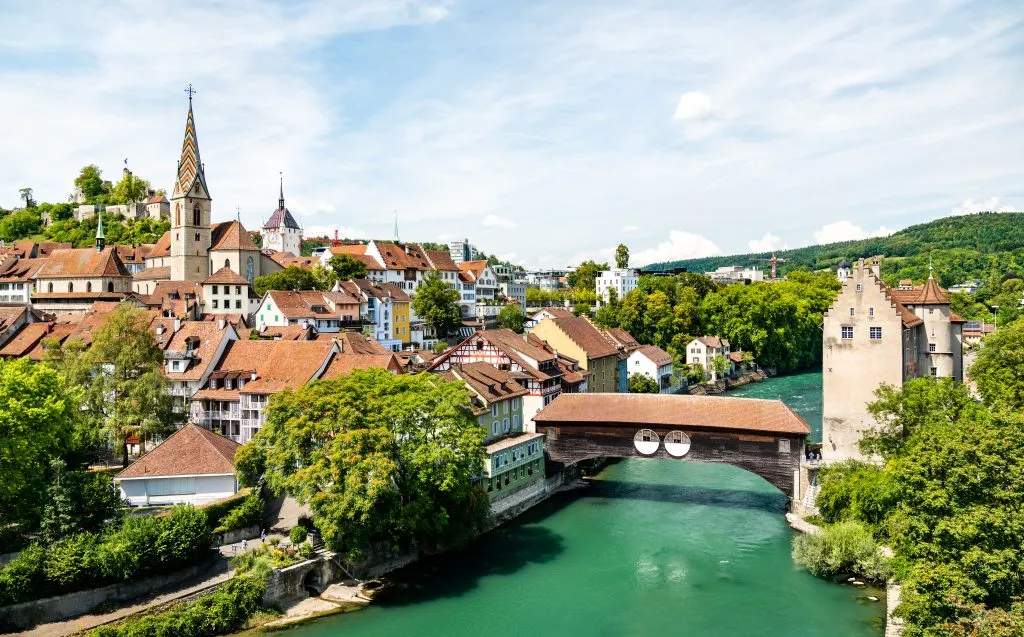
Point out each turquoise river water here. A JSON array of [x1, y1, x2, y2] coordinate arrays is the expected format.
[[276, 371, 884, 637]]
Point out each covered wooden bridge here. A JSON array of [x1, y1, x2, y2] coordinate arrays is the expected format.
[[533, 393, 810, 498]]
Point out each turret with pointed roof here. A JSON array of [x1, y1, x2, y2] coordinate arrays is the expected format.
[[259, 172, 302, 257]]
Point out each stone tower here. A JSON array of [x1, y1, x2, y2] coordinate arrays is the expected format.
[[169, 90, 212, 282]]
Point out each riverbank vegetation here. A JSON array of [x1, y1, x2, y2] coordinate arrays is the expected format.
[[234, 369, 490, 562], [811, 321, 1024, 634], [0, 506, 210, 606], [792, 521, 890, 582], [592, 271, 840, 373]]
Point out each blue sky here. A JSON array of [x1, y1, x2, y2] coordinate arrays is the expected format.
[[1, 0, 1022, 267]]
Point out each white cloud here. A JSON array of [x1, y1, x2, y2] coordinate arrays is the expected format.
[[673, 91, 713, 120], [481, 214, 515, 229], [813, 220, 892, 244], [621, 225, 639, 232], [631, 230, 721, 266], [748, 232, 782, 252], [951, 197, 1019, 215]]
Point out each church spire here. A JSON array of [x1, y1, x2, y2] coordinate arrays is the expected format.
[[278, 172, 285, 210], [95, 212, 105, 252], [394, 211, 399, 242], [173, 84, 210, 200]]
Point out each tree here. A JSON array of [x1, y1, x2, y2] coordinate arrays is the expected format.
[[496, 303, 525, 333], [18, 187, 35, 208], [252, 266, 320, 296], [309, 264, 338, 291], [615, 244, 629, 269], [567, 260, 607, 291], [628, 373, 658, 394], [0, 358, 79, 527], [86, 304, 175, 465], [970, 320, 1024, 412], [710, 354, 729, 380], [74, 164, 107, 201], [110, 171, 151, 204], [594, 288, 620, 328], [0, 208, 42, 241], [327, 254, 368, 281], [243, 369, 489, 559], [412, 270, 462, 338]]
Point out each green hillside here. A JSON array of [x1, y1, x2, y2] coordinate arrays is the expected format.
[[644, 212, 1024, 288]]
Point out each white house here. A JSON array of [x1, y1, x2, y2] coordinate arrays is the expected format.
[[595, 268, 637, 302], [115, 424, 240, 507], [629, 344, 676, 393], [686, 336, 732, 380]]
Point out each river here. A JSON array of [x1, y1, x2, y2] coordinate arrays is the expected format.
[[275, 371, 884, 637]]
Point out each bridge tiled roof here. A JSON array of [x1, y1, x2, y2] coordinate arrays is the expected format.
[[534, 393, 809, 436]]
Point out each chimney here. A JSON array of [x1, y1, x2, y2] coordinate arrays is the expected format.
[[156, 324, 165, 336], [250, 371, 257, 381], [218, 318, 226, 329], [173, 318, 181, 332], [338, 338, 344, 353]]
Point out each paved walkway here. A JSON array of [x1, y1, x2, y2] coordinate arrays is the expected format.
[[14, 537, 279, 637]]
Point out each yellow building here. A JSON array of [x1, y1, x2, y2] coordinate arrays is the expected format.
[[532, 316, 622, 393], [393, 297, 411, 345]]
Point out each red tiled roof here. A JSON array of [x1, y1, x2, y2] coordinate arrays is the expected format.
[[458, 260, 488, 282], [547, 316, 620, 359], [209, 339, 335, 394], [636, 344, 672, 367], [210, 220, 259, 252], [147, 231, 171, 258], [263, 206, 300, 230], [116, 424, 239, 479], [696, 336, 728, 348], [134, 266, 172, 281], [534, 393, 810, 435], [203, 267, 249, 285], [425, 250, 458, 271], [447, 361, 528, 406], [603, 327, 640, 351], [531, 307, 574, 320], [164, 321, 234, 381], [37, 247, 131, 278], [320, 352, 402, 379], [888, 277, 950, 306]]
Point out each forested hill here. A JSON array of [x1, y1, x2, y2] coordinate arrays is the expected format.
[[644, 212, 1024, 287]]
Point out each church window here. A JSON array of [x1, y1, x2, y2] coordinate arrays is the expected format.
[[193, 205, 201, 226], [87, 282, 92, 293], [195, 232, 200, 242], [107, 282, 114, 293], [225, 259, 230, 270], [68, 282, 73, 293], [48, 283, 53, 293], [175, 204, 181, 226]]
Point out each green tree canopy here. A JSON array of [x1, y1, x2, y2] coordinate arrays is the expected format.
[[0, 208, 42, 241], [253, 266, 325, 296], [110, 171, 151, 204], [327, 254, 368, 281], [74, 164, 108, 201], [615, 244, 629, 269], [0, 358, 79, 526], [411, 270, 462, 338], [567, 260, 607, 291], [86, 304, 176, 464], [627, 373, 658, 393], [969, 319, 1024, 412], [495, 303, 525, 333], [237, 369, 489, 560]]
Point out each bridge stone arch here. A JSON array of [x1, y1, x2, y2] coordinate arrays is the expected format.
[[533, 393, 809, 498]]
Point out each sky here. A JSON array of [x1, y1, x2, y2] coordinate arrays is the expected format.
[[1, 0, 1022, 268]]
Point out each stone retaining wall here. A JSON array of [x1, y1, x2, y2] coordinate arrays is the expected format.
[[212, 524, 261, 547], [0, 559, 212, 632], [262, 556, 344, 608]]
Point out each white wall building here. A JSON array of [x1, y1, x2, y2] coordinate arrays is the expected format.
[[628, 344, 676, 393], [448, 238, 478, 265], [260, 178, 303, 257], [705, 265, 764, 284], [596, 268, 638, 302], [115, 424, 240, 507]]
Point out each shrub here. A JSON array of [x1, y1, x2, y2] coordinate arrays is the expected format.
[[201, 491, 249, 529], [298, 542, 316, 560], [792, 521, 890, 582], [289, 526, 307, 545], [89, 572, 266, 637], [0, 506, 211, 606], [816, 460, 895, 533], [214, 491, 263, 534]]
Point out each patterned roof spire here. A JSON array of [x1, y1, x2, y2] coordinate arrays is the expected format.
[[173, 85, 210, 200], [279, 171, 285, 209]]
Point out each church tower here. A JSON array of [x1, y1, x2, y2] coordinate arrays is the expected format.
[[169, 86, 212, 282]]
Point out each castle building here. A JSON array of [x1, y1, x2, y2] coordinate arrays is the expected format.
[[822, 257, 964, 461], [260, 176, 302, 257]]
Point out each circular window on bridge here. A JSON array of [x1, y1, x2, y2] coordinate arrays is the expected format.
[[664, 431, 692, 458], [633, 429, 660, 455]]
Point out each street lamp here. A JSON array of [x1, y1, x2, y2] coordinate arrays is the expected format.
[[992, 305, 999, 330]]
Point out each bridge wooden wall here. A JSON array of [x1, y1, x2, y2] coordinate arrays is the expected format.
[[538, 423, 805, 497]]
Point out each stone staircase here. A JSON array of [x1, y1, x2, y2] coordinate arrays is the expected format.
[[802, 471, 821, 509]]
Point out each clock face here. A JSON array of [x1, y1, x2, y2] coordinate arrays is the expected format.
[[246, 256, 255, 284]]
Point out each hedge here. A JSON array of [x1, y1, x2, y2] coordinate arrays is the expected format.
[[0, 506, 211, 606], [213, 490, 264, 534], [200, 490, 251, 530], [88, 572, 266, 637]]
